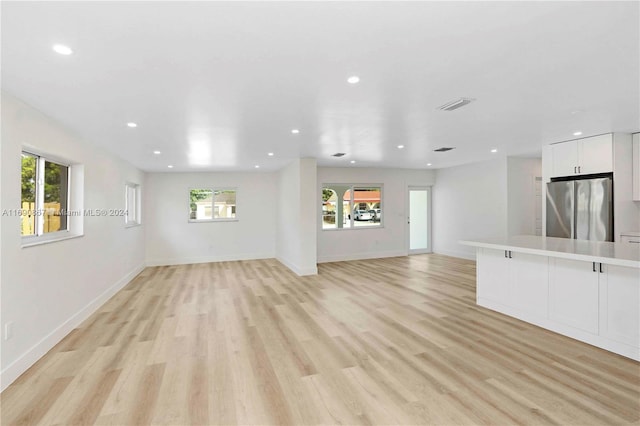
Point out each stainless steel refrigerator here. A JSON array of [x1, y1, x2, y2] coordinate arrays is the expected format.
[[546, 177, 613, 242]]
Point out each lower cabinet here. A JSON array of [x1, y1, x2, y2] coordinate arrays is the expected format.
[[509, 252, 549, 318], [476, 248, 639, 360], [549, 258, 600, 334], [599, 264, 640, 347], [476, 248, 509, 305], [477, 248, 548, 318]]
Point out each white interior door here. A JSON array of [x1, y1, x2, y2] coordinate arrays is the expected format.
[[408, 187, 432, 254]]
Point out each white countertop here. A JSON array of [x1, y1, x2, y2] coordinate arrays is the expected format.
[[460, 235, 640, 268]]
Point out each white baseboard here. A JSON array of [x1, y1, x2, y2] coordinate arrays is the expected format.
[[317, 249, 407, 263], [146, 252, 275, 267], [276, 256, 318, 276], [0, 263, 145, 392], [433, 249, 476, 261]]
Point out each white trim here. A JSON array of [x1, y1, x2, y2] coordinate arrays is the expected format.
[[21, 233, 84, 248], [276, 256, 318, 276], [188, 218, 239, 223], [146, 252, 274, 267], [317, 249, 407, 263], [0, 262, 146, 392]]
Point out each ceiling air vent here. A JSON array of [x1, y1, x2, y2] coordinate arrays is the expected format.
[[434, 147, 455, 152], [438, 97, 475, 111], [332, 152, 346, 157]]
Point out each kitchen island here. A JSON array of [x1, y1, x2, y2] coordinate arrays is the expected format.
[[461, 236, 640, 361]]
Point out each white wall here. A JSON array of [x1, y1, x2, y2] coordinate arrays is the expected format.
[[144, 171, 277, 265], [276, 158, 318, 275], [433, 158, 508, 259], [317, 167, 435, 262], [507, 157, 542, 236], [1, 93, 145, 391]]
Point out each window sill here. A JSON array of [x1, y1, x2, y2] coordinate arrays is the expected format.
[[188, 218, 239, 223], [322, 224, 384, 231], [21, 233, 84, 248]]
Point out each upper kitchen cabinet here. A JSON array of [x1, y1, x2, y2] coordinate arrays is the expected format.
[[633, 133, 640, 201], [550, 134, 613, 178]]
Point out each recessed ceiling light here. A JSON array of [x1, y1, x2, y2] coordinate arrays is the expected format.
[[491, 149, 498, 153], [268, 152, 274, 156], [347, 75, 360, 84], [350, 160, 356, 164], [52, 44, 73, 55], [573, 131, 583, 136], [167, 165, 174, 168], [127, 122, 137, 128], [427, 163, 432, 166], [291, 129, 300, 134], [153, 150, 161, 155], [255, 165, 260, 169], [397, 145, 405, 149]]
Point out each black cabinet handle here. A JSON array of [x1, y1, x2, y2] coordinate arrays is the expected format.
[[593, 262, 596, 272], [504, 250, 508, 258], [508, 251, 512, 259], [599, 263, 604, 273]]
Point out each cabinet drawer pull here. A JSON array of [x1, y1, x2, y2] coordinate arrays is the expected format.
[[578, 166, 581, 174], [599, 263, 604, 273], [628, 240, 640, 244], [504, 250, 508, 258], [592, 262, 596, 272], [508, 251, 512, 259], [574, 166, 577, 174]]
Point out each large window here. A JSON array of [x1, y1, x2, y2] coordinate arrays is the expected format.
[[21, 152, 69, 237], [322, 185, 382, 230], [125, 182, 141, 227], [189, 188, 237, 221]]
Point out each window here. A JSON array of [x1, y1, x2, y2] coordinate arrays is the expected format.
[[125, 182, 141, 226], [21, 151, 70, 237], [189, 188, 237, 221], [322, 184, 382, 230]]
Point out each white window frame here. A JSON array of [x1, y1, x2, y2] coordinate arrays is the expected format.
[[321, 183, 383, 231], [125, 182, 142, 227], [188, 187, 238, 222], [21, 150, 83, 247]]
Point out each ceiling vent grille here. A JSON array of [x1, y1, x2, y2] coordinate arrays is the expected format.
[[438, 98, 475, 111], [332, 152, 346, 157], [434, 147, 455, 152]]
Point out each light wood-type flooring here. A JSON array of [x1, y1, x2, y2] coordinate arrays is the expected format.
[[1, 254, 639, 425]]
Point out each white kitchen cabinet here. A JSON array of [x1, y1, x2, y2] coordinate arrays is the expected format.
[[599, 264, 640, 347], [508, 252, 549, 318], [550, 134, 613, 178], [477, 248, 548, 318], [477, 248, 509, 305], [633, 133, 640, 201], [549, 257, 600, 334], [620, 234, 640, 244]]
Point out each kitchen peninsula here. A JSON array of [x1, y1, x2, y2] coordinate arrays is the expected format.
[[461, 236, 640, 361]]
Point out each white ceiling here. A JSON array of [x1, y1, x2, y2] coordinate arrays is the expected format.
[[2, 1, 639, 172]]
